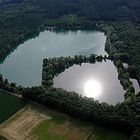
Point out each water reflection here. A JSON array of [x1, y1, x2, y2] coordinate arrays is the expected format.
[[84, 80, 102, 98], [0, 30, 106, 87], [130, 79, 140, 94], [54, 61, 125, 105]]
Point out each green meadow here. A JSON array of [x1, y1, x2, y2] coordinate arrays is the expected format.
[[0, 91, 27, 123]]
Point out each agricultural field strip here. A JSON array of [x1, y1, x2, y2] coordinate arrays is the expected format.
[[0, 105, 51, 140]]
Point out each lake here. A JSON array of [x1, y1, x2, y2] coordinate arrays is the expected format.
[[54, 61, 125, 105], [0, 30, 106, 87]]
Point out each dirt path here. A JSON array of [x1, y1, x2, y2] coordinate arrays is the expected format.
[[0, 105, 51, 140]]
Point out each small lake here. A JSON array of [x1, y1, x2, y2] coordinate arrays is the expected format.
[[0, 30, 106, 87], [130, 79, 140, 94], [54, 61, 125, 105]]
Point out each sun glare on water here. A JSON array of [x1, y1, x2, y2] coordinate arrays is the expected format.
[[84, 80, 101, 98]]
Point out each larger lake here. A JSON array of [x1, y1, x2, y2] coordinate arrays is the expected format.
[[0, 30, 106, 87]]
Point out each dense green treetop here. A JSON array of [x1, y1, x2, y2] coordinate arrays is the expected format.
[[0, 0, 140, 23]]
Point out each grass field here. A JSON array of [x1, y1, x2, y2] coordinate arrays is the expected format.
[[32, 112, 129, 140], [0, 91, 27, 123], [32, 115, 92, 140], [0, 102, 129, 140], [46, 15, 84, 26]]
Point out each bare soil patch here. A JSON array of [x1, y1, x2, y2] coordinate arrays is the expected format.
[[0, 105, 51, 140]]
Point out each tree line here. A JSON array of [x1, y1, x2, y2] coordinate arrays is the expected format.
[[103, 22, 140, 82], [0, 74, 23, 94]]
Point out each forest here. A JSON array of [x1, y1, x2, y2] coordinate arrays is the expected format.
[[0, 0, 140, 22]]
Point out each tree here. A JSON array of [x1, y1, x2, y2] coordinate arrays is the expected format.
[[11, 82, 16, 88], [0, 74, 3, 81], [4, 79, 8, 85], [89, 54, 96, 63]]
